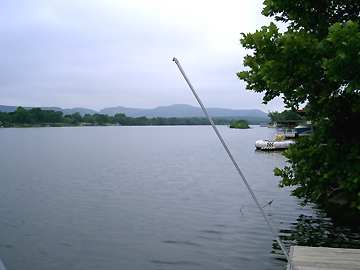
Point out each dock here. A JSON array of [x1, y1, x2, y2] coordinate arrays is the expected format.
[[288, 246, 360, 270]]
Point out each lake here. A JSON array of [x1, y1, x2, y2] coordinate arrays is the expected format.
[[0, 126, 359, 270]]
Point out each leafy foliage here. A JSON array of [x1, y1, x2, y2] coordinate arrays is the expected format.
[[268, 110, 303, 125], [238, 0, 360, 211], [229, 119, 249, 129]]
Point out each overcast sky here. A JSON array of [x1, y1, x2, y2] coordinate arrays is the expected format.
[[0, 0, 284, 111]]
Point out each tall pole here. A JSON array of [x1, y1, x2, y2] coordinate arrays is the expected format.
[[172, 57, 292, 266]]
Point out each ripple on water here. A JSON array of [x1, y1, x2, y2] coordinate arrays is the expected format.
[[162, 240, 203, 247], [0, 126, 359, 270], [150, 260, 201, 266]]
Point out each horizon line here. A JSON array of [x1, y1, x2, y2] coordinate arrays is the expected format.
[[0, 103, 269, 112]]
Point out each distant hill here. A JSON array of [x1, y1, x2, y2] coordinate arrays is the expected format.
[[0, 104, 269, 123], [0, 105, 19, 113], [61, 107, 97, 115], [100, 106, 144, 117], [0, 105, 96, 116], [100, 104, 268, 118]]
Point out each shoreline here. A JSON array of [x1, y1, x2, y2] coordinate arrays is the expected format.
[[0, 123, 235, 128]]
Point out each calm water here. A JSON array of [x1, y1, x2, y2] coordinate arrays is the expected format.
[[0, 126, 359, 270]]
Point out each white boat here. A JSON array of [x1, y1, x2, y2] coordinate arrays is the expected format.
[[284, 128, 296, 138], [283, 125, 312, 138], [255, 139, 295, 150]]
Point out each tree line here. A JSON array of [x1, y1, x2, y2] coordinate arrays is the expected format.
[[0, 107, 233, 127], [268, 110, 304, 126]]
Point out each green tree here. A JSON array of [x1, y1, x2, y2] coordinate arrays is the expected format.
[[70, 112, 82, 124], [12, 107, 31, 123], [238, 1, 360, 211], [113, 113, 128, 125], [83, 114, 95, 124], [268, 110, 303, 125], [229, 119, 249, 129], [0, 112, 11, 126]]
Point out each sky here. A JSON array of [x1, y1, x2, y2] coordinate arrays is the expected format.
[[0, 0, 285, 112]]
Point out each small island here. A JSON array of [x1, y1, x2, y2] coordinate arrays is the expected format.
[[229, 119, 249, 129]]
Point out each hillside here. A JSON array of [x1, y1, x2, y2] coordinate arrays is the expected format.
[[100, 104, 268, 118], [0, 104, 269, 123], [0, 105, 96, 116]]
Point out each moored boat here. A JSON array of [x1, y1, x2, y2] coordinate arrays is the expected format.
[[255, 139, 295, 150], [295, 124, 312, 137], [284, 124, 312, 138]]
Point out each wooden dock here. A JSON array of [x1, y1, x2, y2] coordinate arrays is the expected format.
[[288, 246, 360, 270]]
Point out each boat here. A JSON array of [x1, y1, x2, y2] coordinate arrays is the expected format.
[[255, 134, 295, 150], [255, 139, 295, 150], [284, 128, 296, 138], [294, 124, 312, 137], [284, 125, 312, 138]]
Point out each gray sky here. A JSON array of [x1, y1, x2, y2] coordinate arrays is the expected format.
[[0, 0, 284, 111]]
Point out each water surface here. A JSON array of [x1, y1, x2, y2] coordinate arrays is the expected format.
[[0, 126, 358, 269]]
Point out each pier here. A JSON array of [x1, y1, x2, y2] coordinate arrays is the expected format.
[[288, 246, 360, 270]]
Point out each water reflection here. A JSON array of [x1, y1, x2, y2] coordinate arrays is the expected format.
[[273, 211, 360, 261]]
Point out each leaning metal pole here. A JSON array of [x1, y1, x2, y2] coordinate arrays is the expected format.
[[0, 258, 6, 270], [172, 57, 293, 266]]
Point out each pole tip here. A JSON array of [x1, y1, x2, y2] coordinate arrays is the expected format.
[[172, 57, 178, 63]]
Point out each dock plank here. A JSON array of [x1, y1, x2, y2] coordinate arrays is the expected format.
[[289, 246, 360, 270]]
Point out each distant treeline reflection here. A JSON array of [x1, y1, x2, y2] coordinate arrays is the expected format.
[[0, 107, 237, 127]]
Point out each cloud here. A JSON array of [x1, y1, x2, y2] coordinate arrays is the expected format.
[[0, 0, 284, 111]]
